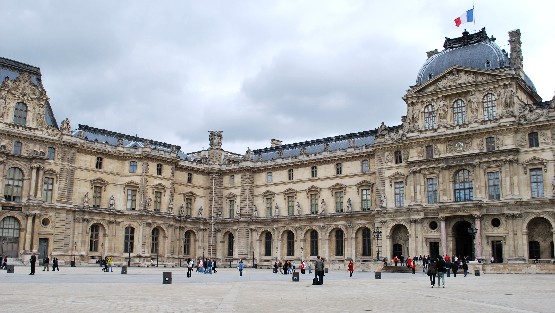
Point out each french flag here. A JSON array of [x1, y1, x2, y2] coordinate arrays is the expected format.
[[454, 8, 474, 27]]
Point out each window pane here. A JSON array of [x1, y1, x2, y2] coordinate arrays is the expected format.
[[394, 182, 404, 207], [487, 171, 501, 200]]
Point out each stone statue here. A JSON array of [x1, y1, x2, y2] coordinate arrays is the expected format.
[[274, 203, 279, 217], [61, 118, 71, 133], [320, 199, 326, 214], [179, 204, 185, 216], [83, 192, 90, 209], [108, 195, 115, 209], [296, 202, 301, 215], [208, 131, 223, 149], [346, 198, 352, 213], [198, 206, 203, 217], [145, 197, 152, 210], [551, 176, 555, 194], [168, 198, 174, 213], [252, 205, 258, 217], [244, 147, 253, 161], [381, 191, 387, 207]]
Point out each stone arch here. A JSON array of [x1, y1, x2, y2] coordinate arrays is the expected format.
[[526, 217, 553, 259], [0, 215, 23, 258], [451, 219, 474, 260], [259, 230, 274, 258], [183, 229, 197, 258], [280, 229, 296, 258], [389, 223, 410, 259], [328, 226, 346, 258], [222, 230, 236, 258], [303, 228, 320, 257], [355, 226, 373, 259]]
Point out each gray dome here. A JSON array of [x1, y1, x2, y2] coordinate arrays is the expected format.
[[416, 29, 511, 86]]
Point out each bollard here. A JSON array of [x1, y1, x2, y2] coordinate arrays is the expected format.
[[292, 271, 299, 282], [474, 269, 480, 276], [375, 271, 381, 279], [121, 266, 127, 274], [324, 268, 328, 274], [6, 265, 14, 273], [163, 272, 172, 284]]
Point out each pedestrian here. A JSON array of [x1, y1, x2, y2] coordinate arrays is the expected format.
[[278, 260, 283, 274], [307, 262, 312, 274], [53, 257, 59, 271], [445, 257, 451, 277], [108, 256, 113, 272], [315, 255, 324, 285], [43, 255, 50, 271], [451, 260, 458, 277], [237, 259, 244, 276], [300, 261, 305, 274], [213, 260, 217, 273], [29, 252, 36, 275], [436, 256, 446, 288], [411, 261, 416, 274], [428, 259, 437, 288], [274, 261, 278, 274], [1, 256, 7, 269], [348, 260, 354, 277], [393, 255, 399, 266], [462, 261, 468, 277]]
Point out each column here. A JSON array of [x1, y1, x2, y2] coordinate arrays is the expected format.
[[138, 222, 144, 255], [409, 219, 417, 256], [440, 217, 447, 257], [35, 166, 45, 199], [474, 215, 483, 259], [349, 225, 355, 262], [28, 166, 37, 200], [24, 213, 34, 251]]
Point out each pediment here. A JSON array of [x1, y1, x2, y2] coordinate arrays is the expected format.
[[409, 67, 508, 95], [282, 188, 297, 195], [225, 192, 237, 199]]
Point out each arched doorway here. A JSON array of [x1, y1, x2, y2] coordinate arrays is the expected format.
[[453, 220, 473, 259], [281, 230, 295, 258], [0, 217, 20, 257], [183, 230, 196, 258], [390, 224, 409, 259], [527, 217, 553, 260]]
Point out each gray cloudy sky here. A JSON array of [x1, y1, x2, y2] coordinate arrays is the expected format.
[[3, 1, 554, 154]]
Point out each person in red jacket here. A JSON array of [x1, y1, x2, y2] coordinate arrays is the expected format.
[[348, 261, 354, 277]]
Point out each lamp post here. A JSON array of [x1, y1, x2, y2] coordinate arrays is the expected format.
[[467, 226, 477, 261], [373, 228, 382, 261]]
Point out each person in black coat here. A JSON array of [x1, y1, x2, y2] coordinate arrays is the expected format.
[[29, 252, 37, 275]]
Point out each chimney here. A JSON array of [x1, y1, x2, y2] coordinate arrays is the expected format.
[[508, 29, 523, 74], [271, 139, 282, 147]]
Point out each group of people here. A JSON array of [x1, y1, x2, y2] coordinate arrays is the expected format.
[[27, 252, 60, 275], [194, 258, 217, 274], [98, 256, 113, 272], [274, 260, 308, 275], [425, 255, 470, 288]]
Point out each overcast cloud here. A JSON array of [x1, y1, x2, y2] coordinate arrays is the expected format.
[[3, 0, 554, 153]]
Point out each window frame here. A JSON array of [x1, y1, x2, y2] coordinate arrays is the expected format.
[[361, 159, 369, 173], [335, 191, 344, 213], [126, 189, 137, 210], [335, 163, 342, 175], [394, 181, 404, 207], [129, 161, 137, 173], [124, 226, 135, 253], [153, 191, 162, 211], [13, 102, 27, 126], [453, 99, 466, 125], [92, 185, 102, 208], [394, 150, 403, 164], [4, 167, 23, 202], [47, 147, 56, 160], [528, 132, 539, 148], [43, 176, 54, 203], [487, 171, 501, 200], [156, 163, 162, 176], [361, 188, 371, 211], [427, 177, 438, 204], [95, 157, 103, 170], [483, 93, 497, 121], [424, 104, 436, 129], [288, 169, 294, 181], [486, 136, 496, 152], [13, 141, 22, 156], [454, 169, 474, 202], [530, 168, 544, 198]]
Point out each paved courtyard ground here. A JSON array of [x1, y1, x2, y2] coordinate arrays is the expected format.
[[1, 265, 554, 312]]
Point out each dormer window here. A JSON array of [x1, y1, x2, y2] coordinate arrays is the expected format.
[[394, 150, 403, 164], [13, 102, 27, 126], [485, 60, 491, 68]]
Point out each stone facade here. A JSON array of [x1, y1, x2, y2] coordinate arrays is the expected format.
[[0, 28, 554, 269]]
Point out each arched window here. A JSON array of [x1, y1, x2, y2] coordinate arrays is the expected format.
[[310, 230, 318, 256], [361, 159, 369, 173], [335, 229, 344, 256], [424, 104, 436, 129], [124, 226, 135, 253], [227, 233, 234, 257], [89, 224, 99, 252], [264, 232, 272, 256], [453, 99, 466, 125], [286, 231, 294, 256], [13, 102, 27, 126], [4, 167, 23, 202], [454, 169, 473, 202], [151, 228, 160, 254], [362, 228, 372, 256], [483, 93, 497, 121], [183, 231, 191, 255]]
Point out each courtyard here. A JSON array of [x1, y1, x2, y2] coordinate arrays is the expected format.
[[1, 265, 553, 312]]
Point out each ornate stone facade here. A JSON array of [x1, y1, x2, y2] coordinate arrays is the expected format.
[[0, 29, 554, 269]]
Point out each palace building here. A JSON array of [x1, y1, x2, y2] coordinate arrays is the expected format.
[[1, 28, 554, 269]]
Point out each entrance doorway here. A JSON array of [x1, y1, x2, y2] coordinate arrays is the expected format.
[[392, 244, 403, 259], [0, 217, 20, 258], [453, 221, 473, 259], [429, 242, 439, 259], [39, 238, 49, 265], [491, 240, 503, 263]]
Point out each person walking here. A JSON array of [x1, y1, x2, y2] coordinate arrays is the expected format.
[[462, 261, 469, 277], [237, 259, 244, 276], [445, 257, 451, 277], [436, 256, 446, 288], [348, 260, 354, 277], [315, 256, 324, 285], [451, 260, 458, 277], [411, 260, 416, 274], [29, 252, 37, 275], [43, 255, 50, 271], [53, 257, 59, 271], [108, 256, 113, 272], [213, 260, 217, 273], [428, 259, 437, 288]]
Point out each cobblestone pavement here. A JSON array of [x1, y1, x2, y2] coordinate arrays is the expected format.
[[1, 265, 554, 313]]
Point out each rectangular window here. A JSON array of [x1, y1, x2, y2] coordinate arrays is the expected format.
[[288, 169, 294, 181], [129, 161, 137, 173], [156, 164, 162, 176], [487, 171, 501, 200], [530, 168, 544, 198], [185, 198, 192, 216], [394, 182, 404, 207], [187, 173, 193, 184], [13, 141, 22, 156], [528, 132, 539, 148], [361, 160, 369, 173], [486, 137, 496, 152], [229, 175, 235, 186], [335, 163, 342, 175], [93, 186, 102, 208], [427, 177, 438, 204], [287, 196, 295, 215], [95, 157, 103, 169], [265, 197, 273, 217], [229, 199, 235, 218], [335, 191, 344, 212], [425, 145, 434, 159], [266, 172, 273, 183], [154, 191, 162, 211], [361, 189, 371, 211], [310, 194, 318, 214], [47, 147, 55, 160], [311, 166, 317, 178], [43, 177, 54, 203], [126, 189, 137, 210], [124, 227, 134, 253], [394, 150, 403, 164]]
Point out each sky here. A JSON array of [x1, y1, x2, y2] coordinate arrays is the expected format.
[[3, 0, 554, 154]]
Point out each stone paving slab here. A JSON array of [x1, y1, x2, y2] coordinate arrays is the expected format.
[[1, 266, 554, 312]]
